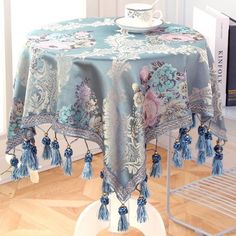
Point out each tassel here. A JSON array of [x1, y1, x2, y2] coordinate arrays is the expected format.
[[18, 140, 35, 177], [196, 125, 206, 150], [140, 175, 150, 199], [197, 150, 206, 165], [42, 134, 52, 160], [196, 125, 207, 164], [150, 152, 162, 178], [181, 132, 192, 160], [51, 139, 62, 166], [98, 194, 109, 221], [30, 145, 39, 170], [172, 139, 183, 168], [118, 205, 129, 232], [81, 151, 93, 180], [63, 146, 73, 175], [10, 155, 20, 180], [212, 142, 224, 175], [137, 196, 147, 223], [18, 151, 29, 178], [205, 129, 214, 157], [100, 171, 113, 194]]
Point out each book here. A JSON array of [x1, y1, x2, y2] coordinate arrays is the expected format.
[[193, 6, 229, 107], [226, 18, 236, 106]]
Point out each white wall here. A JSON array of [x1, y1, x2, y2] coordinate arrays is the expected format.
[[183, 0, 236, 27]]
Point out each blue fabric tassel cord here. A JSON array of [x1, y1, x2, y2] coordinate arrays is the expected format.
[[140, 175, 150, 199], [196, 125, 206, 165], [63, 146, 73, 175], [42, 134, 52, 160], [180, 128, 192, 160], [82, 151, 93, 180], [98, 194, 109, 221], [10, 155, 20, 180], [18, 140, 39, 178], [51, 139, 62, 166], [172, 139, 183, 168], [212, 142, 224, 175], [205, 129, 214, 157], [150, 152, 162, 178], [100, 171, 113, 194], [118, 205, 129, 232], [137, 196, 147, 223]]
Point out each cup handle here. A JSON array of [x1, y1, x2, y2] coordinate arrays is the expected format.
[[153, 9, 163, 20]]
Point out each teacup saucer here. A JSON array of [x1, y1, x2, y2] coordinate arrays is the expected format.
[[115, 17, 163, 33]]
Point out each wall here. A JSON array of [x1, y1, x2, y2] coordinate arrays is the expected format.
[[183, 0, 236, 26]]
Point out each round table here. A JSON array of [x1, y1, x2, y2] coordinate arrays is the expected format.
[[6, 17, 227, 232]]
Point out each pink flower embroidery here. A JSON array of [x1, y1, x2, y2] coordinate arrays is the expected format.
[[159, 34, 194, 42], [78, 84, 92, 103], [143, 90, 161, 127], [139, 66, 150, 84]]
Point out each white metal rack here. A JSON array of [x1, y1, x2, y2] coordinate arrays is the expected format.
[[166, 132, 236, 236]]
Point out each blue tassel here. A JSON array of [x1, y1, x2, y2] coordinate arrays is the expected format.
[[172, 140, 183, 168], [30, 145, 39, 170], [212, 143, 223, 175], [10, 155, 20, 180], [196, 125, 207, 164], [100, 171, 113, 194], [140, 175, 150, 198], [63, 147, 73, 175], [205, 129, 214, 157], [118, 205, 129, 232], [18, 151, 29, 178], [18, 140, 36, 176], [181, 133, 192, 160], [98, 195, 109, 221], [197, 150, 206, 164], [137, 196, 147, 223], [42, 135, 52, 160], [82, 152, 93, 180], [196, 125, 206, 150], [150, 152, 162, 178], [51, 140, 62, 166]]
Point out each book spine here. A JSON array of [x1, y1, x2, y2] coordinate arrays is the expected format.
[[215, 17, 229, 107], [226, 22, 236, 106]]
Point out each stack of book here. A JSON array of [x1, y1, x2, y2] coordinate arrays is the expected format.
[[193, 6, 236, 106]]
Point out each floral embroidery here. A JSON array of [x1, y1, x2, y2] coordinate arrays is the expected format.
[[158, 34, 196, 42], [57, 80, 102, 135], [139, 61, 190, 128], [143, 90, 161, 127], [8, 99, 24, 138], [28, 31, 95, 50]]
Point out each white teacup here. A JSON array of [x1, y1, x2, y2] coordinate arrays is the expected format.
[[125, 3, 163, 27]]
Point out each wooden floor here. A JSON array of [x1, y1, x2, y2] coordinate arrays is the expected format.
[[0, 144, 236, 236]]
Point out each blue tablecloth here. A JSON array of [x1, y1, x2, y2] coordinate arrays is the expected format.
[[6, 18, 226, 202]]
